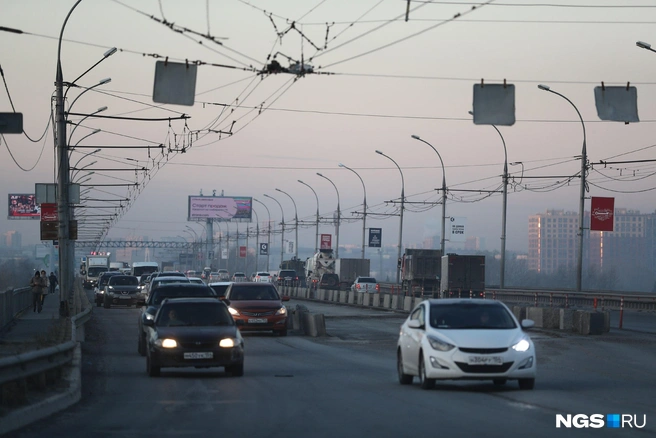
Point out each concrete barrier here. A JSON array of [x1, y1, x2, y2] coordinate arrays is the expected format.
[[512, 306, 527, 322], [339, 291, 347, 304], [560, 309, 574, 330], [362, 293, 371, 307], [403, 296, 414, 312], [300, 311, 326, 337], [383, 294, 391, 309], [372, 293, 381, 308], [347, 291, 356, 305], [573, 310, 606, 335], [391, 295, 400, 310]]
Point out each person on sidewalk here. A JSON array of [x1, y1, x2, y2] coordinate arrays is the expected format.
[[30, 271, 47, 313], [40, 270, 48, 307], [49, 272, 58, 294]]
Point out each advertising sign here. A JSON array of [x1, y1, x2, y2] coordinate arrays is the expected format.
[[221, 248, 228, 260], [368, 228, 382, 248], [239, 246, 247, 258], [41, 203, 58, 222], [286, 240, 295, 255], [449, 217, 467, 242], [320, 234, 332, 249], [188, 196, 252, 221], [259, 243, 269, 255], [8, 194, 40, 220], [590, 197, 615, 232]]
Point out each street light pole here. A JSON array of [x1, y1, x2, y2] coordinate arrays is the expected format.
[[317, 173, 340, 259], [375, 150, 405, 284], [467, 112, 509, 288], [252, 208, 259, 272], [410, 136, 447, 257], [339, 163, 367, 260], [298, 180, 320, 253], [264, 194, 285, 270], [253, 198, 271, 271], [275, 188, 298, 260], [538, 84, 587, 292]]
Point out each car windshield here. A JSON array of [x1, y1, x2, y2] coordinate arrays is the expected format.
[[151, 287, 215, 305], [109, 276, 138, 286], [88, 267, 107, 277], [358, 277, 377, 283], [229, 286, 279, 301], [210, 284, 230, 297], [157, 302, 233, 327], [429, 303, 516, 330], [99, 274, 116, 286]]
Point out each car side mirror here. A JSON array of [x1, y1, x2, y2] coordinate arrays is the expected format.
[[143, 319, 154, 327], [521, 319, 535, 329], [407, 319, 423, 329], [220, 297, 230, 305], [281, 296, 290, 302]]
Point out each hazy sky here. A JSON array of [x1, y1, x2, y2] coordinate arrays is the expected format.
[[2, 0, 656, 254]]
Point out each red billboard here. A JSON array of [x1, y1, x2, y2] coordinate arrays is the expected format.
[[590, 197, 615, 232], [8, 194, 40, 220], [239, 246, 247, 258], [41, 203, 58, 221], [320, 234, 332, 249]]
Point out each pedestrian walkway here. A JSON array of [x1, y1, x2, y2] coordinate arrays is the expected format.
[[0, 291, 62, 358]]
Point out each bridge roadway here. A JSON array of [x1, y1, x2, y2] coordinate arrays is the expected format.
[[7, 293, 656, 438]]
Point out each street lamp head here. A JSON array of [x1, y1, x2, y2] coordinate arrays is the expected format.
[[316, 172, 324, 177], [375, 150, 383, 155], [275, 188, 282, 193], [91, 129, 101, 134], [96, 106, 108, 113], [410, 135, 420, 140], [92, 148, 101, 153], [103, 47, 118, 58], [98, 77, 111, 85], [467, 110, 474, 116], [636, 41, 651, 49], [537, 84, 551, 91], [297, 179, 304, 184]]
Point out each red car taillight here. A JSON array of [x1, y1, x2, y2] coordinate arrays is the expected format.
[[376, 284, 380, 292], [356, 283, 361, 290]]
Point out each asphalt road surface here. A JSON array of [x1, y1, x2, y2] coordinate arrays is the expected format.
[[6, 298, 655, 438]]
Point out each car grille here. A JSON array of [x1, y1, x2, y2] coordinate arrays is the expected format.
[[241, 310, 276, 317], [459, 347, 508, 354], [455, 362, 513, 373], [179, 341, 217, 349]]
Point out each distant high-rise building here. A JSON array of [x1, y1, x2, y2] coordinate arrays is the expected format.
[[528, 210, 579, 274], [3, 231, 22, 248], [465, 237, 485, 251]]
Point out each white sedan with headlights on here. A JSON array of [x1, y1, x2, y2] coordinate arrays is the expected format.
[[397, 299, 536, 390]]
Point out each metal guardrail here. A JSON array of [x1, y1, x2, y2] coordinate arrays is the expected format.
[[0, 287, 32, 334], [0, 340, 76, 386]]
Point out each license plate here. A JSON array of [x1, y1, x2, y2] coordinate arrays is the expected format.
[[467, 355, 503, 365], [248, 318, 267, 324], [184, 352, 213, 359], [119, 296, 131, 299]]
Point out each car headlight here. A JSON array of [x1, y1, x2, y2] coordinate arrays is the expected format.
[[427, 336, 455, 352], [275, 306, 287, 316], [512, 338, 531, 352], [228, 307, 240, 316], [108, 286, 114, 290], [155, 338, 177, 348], [219, 338, 237, 348]]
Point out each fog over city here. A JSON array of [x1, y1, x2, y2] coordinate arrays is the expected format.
[[2, 0, 655, 257]]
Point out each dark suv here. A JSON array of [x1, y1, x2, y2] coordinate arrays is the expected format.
[[137, 283, 216, 356], [277, 269, 299, 286]]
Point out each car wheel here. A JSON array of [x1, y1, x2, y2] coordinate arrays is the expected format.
[[147, 355, 160, 377], [518, 378, 535, 390], [493, 379, 507, 386], [103, 296, 111, 309], [226, 363, 244, 377], [138, 332, 146, 356], [397, 350, 413, 385], [418, 353, 435, 390]]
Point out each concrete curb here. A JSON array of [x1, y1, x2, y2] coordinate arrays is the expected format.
[[0, 343, 81, 436]]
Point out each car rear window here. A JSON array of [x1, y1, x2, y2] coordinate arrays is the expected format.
[[358, 277, 377, 283], [279, 270, 296, 277], [228, 285, 279, 301]]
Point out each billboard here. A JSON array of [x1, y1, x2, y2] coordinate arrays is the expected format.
[[188, 196, 252, 221], [8, 194, 40, 220], [368, 228, 382, 248], [320, 234, 332, 249], [591, 197, 615, 232]]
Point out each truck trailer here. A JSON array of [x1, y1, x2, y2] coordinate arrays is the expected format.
[[401, 249, 442, 296], [440, 254, 486, 298], [334, 258, 371, 290]]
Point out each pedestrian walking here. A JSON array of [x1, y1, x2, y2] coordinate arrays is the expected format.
[[29, 271, 47, 313], [40, 270, 48, 306], [49, 272, 58, 294]]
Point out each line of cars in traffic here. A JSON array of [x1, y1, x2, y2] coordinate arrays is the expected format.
[[92, 269, 537, 390]]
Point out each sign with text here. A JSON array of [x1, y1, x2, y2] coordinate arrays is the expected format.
[[239, 246, 247, 258], [188, 196, 252, 221], [40, 203, 58, 222], [590, 197, 615, 232], [259, 243, 269, 255], [320, 234, 332, 249], [8, 194, 40, 220], [368, 228, 382, 247], [449, 217, 467, 242], [286, 240, 295, 254]]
